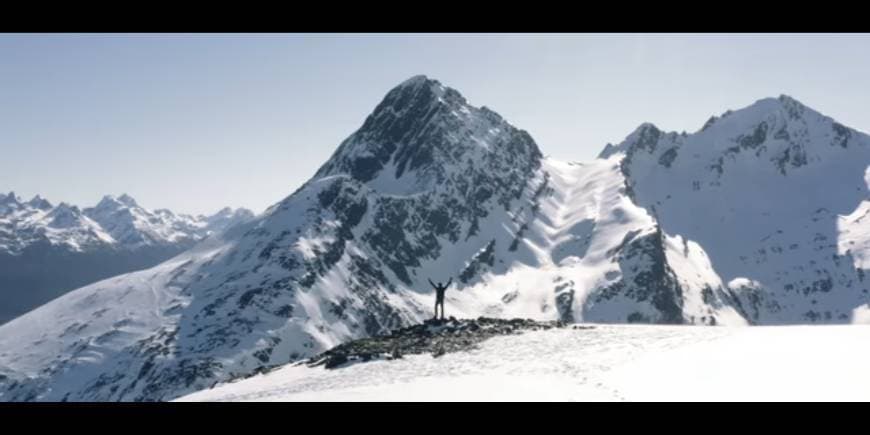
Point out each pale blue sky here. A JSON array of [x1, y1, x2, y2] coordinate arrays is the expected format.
[[2, 33, 869, 215]]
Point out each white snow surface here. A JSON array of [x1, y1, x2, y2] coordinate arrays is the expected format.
[[177, 323, 870, 402]]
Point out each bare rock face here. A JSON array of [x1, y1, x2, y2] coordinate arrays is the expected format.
[[307, 317, 585, 370]]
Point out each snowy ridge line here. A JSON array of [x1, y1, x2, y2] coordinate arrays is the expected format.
[[0, 192, 255, 254]]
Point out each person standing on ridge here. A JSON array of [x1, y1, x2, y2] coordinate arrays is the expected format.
[[428, 277, 452, 321]]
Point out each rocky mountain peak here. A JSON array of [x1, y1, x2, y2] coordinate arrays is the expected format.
[[117, 194, 138, 208], [26, 195, 53, 211], [313, 75, 542, 196], [0, 191, 20, 206]]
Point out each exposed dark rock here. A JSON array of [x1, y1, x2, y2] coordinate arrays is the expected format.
[[738, 122, 768, 150], [459, 240, 496, 283], [306, 317, 583, 370], [593, 227, 684, 324], [658, 147, 679, 168]]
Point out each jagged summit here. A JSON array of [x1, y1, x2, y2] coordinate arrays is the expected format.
[[27, 195, 52, 210], [0, 194, 21, 215], [0, 192, 19, 205], [117, 194, 138, 207], [94, 195, 123, 210], [51, 202, 78, 211], [395, 74, 437, 90], [364, 75, 457, 125], [696, 94, 818, 135], [45, 203, 86, 229], [400, 74, 429, 84], [94, 194, 139, 210], [313, 75, 541, 195], [601, 94, 849, 161], [599, 122, 668, 159], [777, 93, 802, 104]]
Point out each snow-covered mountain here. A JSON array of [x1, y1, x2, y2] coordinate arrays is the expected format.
[[0, 76, 867, 401], [605, 95, 870, 324], [0, 193, 253, 325]]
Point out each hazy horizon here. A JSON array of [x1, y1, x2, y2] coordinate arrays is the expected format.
[[3, 33, 870, 215]]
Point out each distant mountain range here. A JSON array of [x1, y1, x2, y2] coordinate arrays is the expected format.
[[0, 192, 253, 325]]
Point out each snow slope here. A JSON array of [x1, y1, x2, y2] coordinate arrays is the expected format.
[[177, 323, 870, 402], [0, 76, 867, 402]]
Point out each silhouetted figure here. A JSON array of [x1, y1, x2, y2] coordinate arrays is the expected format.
[[428, 277, 452, 321]]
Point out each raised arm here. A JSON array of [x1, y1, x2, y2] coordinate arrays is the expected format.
[[446, 278, 452, 288], [428, 278, 436, 288]]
